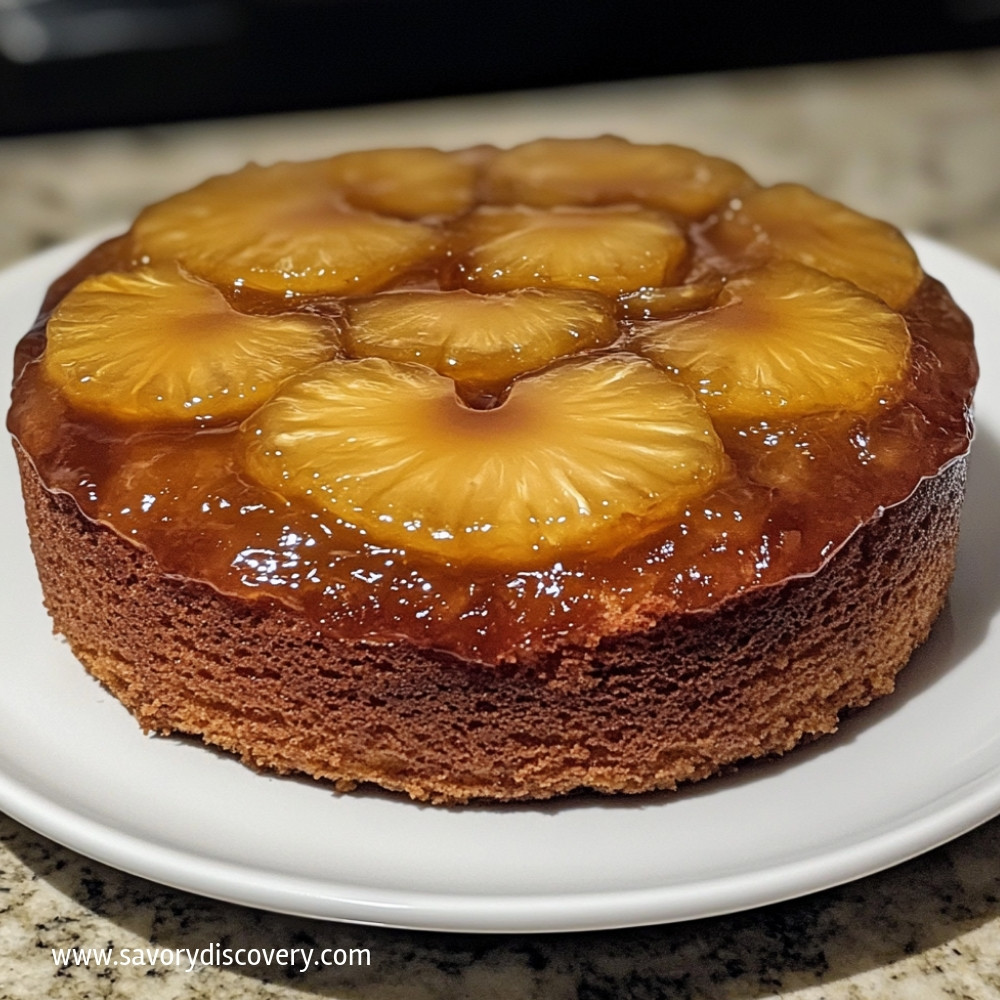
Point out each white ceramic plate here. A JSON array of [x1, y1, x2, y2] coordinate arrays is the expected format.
[[1, 231, 998, 933]]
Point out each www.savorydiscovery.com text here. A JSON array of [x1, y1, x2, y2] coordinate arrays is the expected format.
[[51, 943, 371, 974]]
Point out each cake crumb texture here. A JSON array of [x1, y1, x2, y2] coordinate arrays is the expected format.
[[17, 446, 965, 804]]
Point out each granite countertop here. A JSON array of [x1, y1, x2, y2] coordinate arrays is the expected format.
[[2, 48, 1000, 999]]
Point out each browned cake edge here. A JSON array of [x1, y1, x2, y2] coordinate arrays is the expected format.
[[15, 443, 966, 804]]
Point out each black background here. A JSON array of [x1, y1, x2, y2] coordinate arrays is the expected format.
[[2, 0, 1000, 136]]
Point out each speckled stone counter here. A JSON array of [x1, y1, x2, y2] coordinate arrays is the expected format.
[[3, 48, 1000, 999]]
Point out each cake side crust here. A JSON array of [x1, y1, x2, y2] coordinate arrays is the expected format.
[[16, 444, 966, 804]]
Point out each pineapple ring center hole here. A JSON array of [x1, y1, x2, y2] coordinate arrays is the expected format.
[[433, 382, 532, 427]]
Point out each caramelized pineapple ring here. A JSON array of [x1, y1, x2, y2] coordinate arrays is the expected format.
[[617, 279, 724, 321], [241, 354, 727, 566], [483, 136, 755, 218], [343, 288, 618, 389], [132, 160, 441, 297], [322, 146, 477, 218], [43, 266, 336, 423], [709, 183, 923, 309], [634, 262, 912, 420], [449, 206, 688, 295]]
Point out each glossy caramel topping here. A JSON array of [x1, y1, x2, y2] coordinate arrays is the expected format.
[[7, 139, 978, 664]]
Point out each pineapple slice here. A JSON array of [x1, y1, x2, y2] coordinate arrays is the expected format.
[[132, 161, 441, 297], [482, 136, 755, 218], [343, 288, 618, 389], [241, 354, 727, 566], [323, 146, 476, 218], [43, 266, 336, 423], [709, 183, 923, 309], [618, 279, 724, 321], [449, 205, 688, 295], [634, 262, 911, 420]]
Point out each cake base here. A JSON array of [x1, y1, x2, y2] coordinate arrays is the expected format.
[[16, 445, 965, 804]]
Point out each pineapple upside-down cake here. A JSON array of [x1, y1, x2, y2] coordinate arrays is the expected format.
[[8, 137, 978, 803]]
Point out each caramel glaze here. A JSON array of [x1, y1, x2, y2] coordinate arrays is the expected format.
[[8, 218, 978, 666]]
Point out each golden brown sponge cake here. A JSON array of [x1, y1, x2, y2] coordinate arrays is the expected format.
[[7, 137, 979, 803]]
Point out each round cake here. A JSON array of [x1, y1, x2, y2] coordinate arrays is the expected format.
[[7, 137, 978, 804]]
